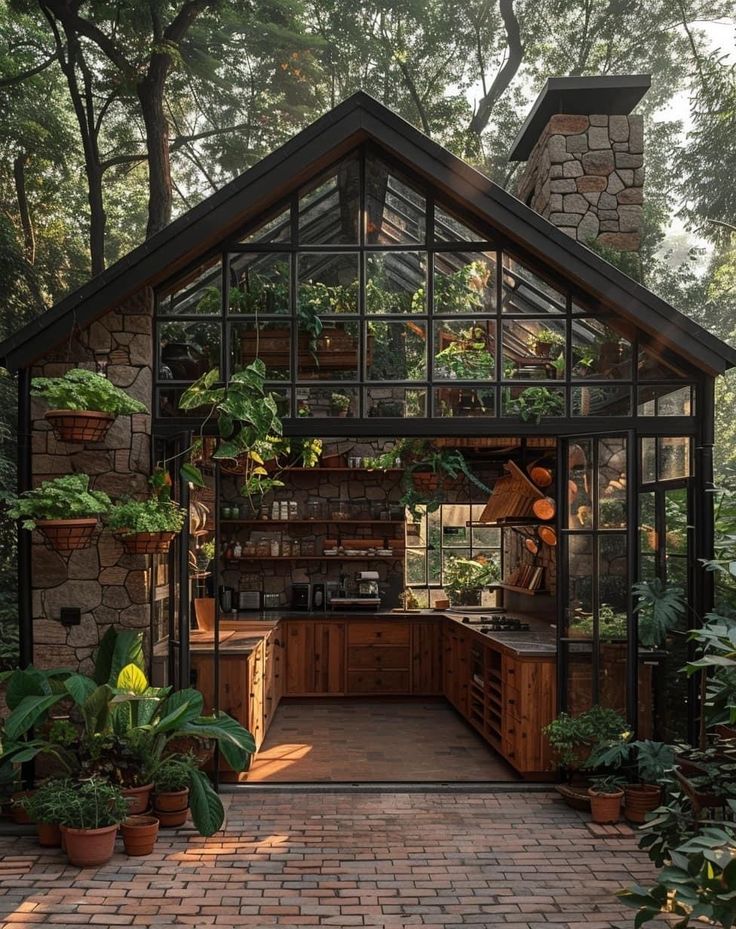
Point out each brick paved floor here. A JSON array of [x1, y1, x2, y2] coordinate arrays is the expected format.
[[0, 790, 656, 929]]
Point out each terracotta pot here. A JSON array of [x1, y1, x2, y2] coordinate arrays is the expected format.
[[154, 788, 189, 813], [534, 341, 552, 358], [63, 823, 118, 867], [588, 788, 623, 824], [154, 807, 189, 827], [122, 783, 154, 815], [624, 784, 662, 823], [117, 531, 177, 555], [321, 453, 347, 469], [121, 815, 159, 856], [194, 598, 215, 632], [45, 409, 115, 444], [11, 790, 34, 825], [412, 471, 441, 493], [532, 496, 556, 521], [165, 737, 214, 766], [36, 518, 98, 551], [60, 825, 67, 852], [37, 821, 62, 848]]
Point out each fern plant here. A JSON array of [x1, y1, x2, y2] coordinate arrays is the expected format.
[[107, 497, 186, 536], [8, 474, 111, 529], [31, 370, 147, 415], [634, 578, 686, 647]]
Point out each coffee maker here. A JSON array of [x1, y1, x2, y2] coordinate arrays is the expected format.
[[356, 571, 380, 599]]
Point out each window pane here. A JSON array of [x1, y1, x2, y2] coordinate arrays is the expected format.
[[228, 253, 289, 314], [406, 549, 427, 586], [659, 437, 691, 480], [299, 254, 359, 315], [638, 385, 693, 416], [565, 644, 594, 715], [365, 252, 426, 314], [159, 261, 221, 316], [502, 319, 565, 381], [366, 155, 426, 244], [433, 252, 497, 314], [501, 385, 565, 419], [294, 387, 358, 419], [502, 254, 565, 315], [567, 534, 594, 637], [665, 488, 688, 555], [299, 155, 360, 245], [639, 492, 656, 554], [571, 385, 632, 417], [159, 321, 220, 381], [568, 440, 593, 530], [366, 387, 426, 418], [230, 320, 290, 380], [298, 320, 359, 381], [434, 204, 488, 243], [434, 320, 496, 380], [638, 344, 692, 380], [599, 534, 628, 615], [367, 320, 426, 381], [598, 437, 627, 529], [641, 437, 656, 483], [435, 387, 495, 417], [239, 205, 290, 244], [571, 319, 632, 379]]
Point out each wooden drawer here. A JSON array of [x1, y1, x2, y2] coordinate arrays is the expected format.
[[346, 670, 410, 694], [347, 646, 410, 670], [347, 622, 410, 646]]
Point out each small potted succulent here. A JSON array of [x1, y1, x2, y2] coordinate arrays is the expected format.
[[152, 755, 197, 827], [32, 369, 147, 443], [443, 556, 500, 607], [587, 774, 626, 824], [19, 778, 72, 847], [107, 495, 186, 554], [9, 474, 111, 551], [329, 392, 352, 417], [55, 778, 129, 867]]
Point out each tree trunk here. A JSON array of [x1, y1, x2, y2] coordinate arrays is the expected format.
[[13, 154, 35, 264], [138, 57, 172, 239]]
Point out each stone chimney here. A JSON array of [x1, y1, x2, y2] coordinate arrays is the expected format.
[[510, 75, 650, 251]]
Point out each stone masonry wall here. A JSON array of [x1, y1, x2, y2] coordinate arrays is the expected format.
[[516, 113, 644, 251], [29, 289, 153, 673]]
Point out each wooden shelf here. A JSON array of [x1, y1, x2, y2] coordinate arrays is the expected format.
[[497, 583, 550, 596], [220, 519, 405, 526], [279, 467, 402, 474], [229, 555, 403, 561]]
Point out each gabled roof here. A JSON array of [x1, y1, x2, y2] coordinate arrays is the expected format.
[[2, 90, 734, 375]]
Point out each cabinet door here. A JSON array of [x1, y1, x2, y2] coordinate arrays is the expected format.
[[502, 655, 556, 774], [284, 621, 345, 695], [442, 626, 469, 715], [411, 620, 443, 695], [248, 642, 265, 749]]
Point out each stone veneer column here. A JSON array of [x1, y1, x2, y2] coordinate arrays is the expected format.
[[29, 289, 153, 673], [516, 113, 644, 251]]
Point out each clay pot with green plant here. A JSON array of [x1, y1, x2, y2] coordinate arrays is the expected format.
[[329, 392, 352, 417], [31, 369, 148, 443], [586, 738, 674, 824], [588, 775, 626, 823], [529, 327, 565, 358], [152, 756, 197, 827], [51, 778, 129, 867], [543, 706, 631, 777], [107, 492, 186, 555], [8, 474, 111, 551], [19, 778, 75, 847]]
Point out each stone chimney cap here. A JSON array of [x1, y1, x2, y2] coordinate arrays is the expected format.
[[508, 74, 651, 161]]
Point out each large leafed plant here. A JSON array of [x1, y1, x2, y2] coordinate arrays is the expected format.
[[31, 369, 148, 415], [8, 474, 111, 529]]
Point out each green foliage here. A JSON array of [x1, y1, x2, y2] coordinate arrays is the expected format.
[[587, 737, 675, 785], [31, 369, 147, 415], [686, 615, 736, 727], [543, 706, 631, 770], [20, 777, 74, 823], [504, 386, 564, 423], [589, 774, 626, 795], [153, 754, 198, 793], [443, 556, 500, 596], [7, 474, 110, 530], [434, 326, 495, 379], [107, 497, 186, 536], [634, 579, 687, 648], [49, 777, 130, 830], [414, 261, 489, 314], [568, 604, 628, 641]]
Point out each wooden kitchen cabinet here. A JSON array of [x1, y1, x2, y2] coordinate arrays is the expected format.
[[411, 619, 443, 695], [284, 620, 345, 695], [442, 623, 470, 716], [500, 654, 556, 773], [346, 620, 410, 694]]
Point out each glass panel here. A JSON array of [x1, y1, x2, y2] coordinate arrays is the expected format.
[[365, 252, 426, 314], [434, 320, 496, 380], [638, 385, 693, 416], [638, 344, 691, 380], [571, 385, 632, 417], [159, 261, 221, 316], [365, 387, 426, 418], [406, 549, 427, 586], [434, 387, 495, 417], [500, 385, 565, 419], [665, 488, 688, 556], [641, 437, 656, 483], [639, 492, 657, 555], [294, 386, 358, 419], [239, 205, 290, 244], [442, 505, 469, 548], [159, 321, 220, 380], [433, 252, 497, 314], [158, 386, 211, 418], [502, 254, 566, 315], [502, 319, 565, 380], [366, 155, 426, 244], [568, 440, 593, 529], [659, 437, 691, 480], [298, 155, 360, 245], [298, 320, 359, 381], [599, 534, 628, 619], [597, 437, 627, 528], [565, 644, 594, 715], [230, 320, 290, 380], [366, 320, 426, 381], [434, 204, 488, 243], [567, 534, 594, 637], [298, 254, 359, 315], [228, 253, 289, 314], [570, 319, 632, 379]]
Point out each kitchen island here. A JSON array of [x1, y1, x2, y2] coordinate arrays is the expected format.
[[181, 610, 557, 780]]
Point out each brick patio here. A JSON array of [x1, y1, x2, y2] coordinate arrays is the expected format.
[[0, 790, 655, 928]]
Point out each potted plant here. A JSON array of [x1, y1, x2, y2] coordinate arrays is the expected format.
[[505, 386, 565, 423], [107, 495, 186, 554], [529, 327, 564, 358], [8, 474, 111, 551], [120, 814, 160, 857], [31, 369, 147, 443], [444, 556, 500, 607], [79, 732, 156, 815], [19, 778, 73, 847], [55, 778, 129, 867], [587, 737, 675, 823], [329, 392, 352, 417], [152, 755, 197, 827], [588, 774, 626, 823]]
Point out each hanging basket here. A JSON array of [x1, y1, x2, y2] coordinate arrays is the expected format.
[[116, 531, 177, 555], [36, 518, 98, 551], [45, 410, 115, 443]]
